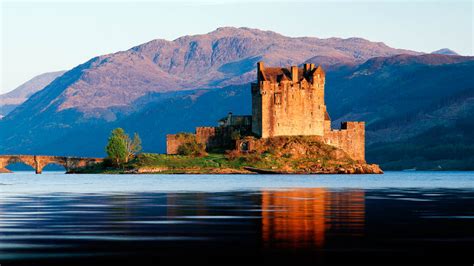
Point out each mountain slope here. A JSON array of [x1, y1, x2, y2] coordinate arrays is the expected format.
[[367, 109, 474, 170], [2, 27, 420, 120], [0, 85, 250, 156], [321, 54, 474, 169], [325, 54, 474, 144], [0, 71, 65, 117]]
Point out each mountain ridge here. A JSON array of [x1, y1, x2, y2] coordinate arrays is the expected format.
[[3, 27, 422, 120], [0, 71, 65, 118]]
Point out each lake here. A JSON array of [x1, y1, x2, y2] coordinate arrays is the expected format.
[[0, 171, 473, 265]]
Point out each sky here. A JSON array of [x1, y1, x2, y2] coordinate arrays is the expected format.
[[1, 0, 473, 94]]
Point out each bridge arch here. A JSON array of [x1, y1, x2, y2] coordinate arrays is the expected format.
[[42, 163, 67, 172], [0, 155, 37, 173], [35, 156, 68, 174], [4, 162, 37, 172]]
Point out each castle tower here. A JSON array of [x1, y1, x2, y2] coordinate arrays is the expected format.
[[251, 62, 330, 138]]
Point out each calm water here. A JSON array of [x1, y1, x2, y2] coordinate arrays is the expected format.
[[0, 171, 473, 265]]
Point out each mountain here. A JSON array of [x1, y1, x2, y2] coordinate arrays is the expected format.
[[325, 54, 474, 141], [2, 27, 473, 170], [0, 71, 65, 118], [322, 54, 474, 169], [2, 27, 420, 120], [431, 48, 459, 56]]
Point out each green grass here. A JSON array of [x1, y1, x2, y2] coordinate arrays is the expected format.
[[131, 153, 282, 170], [131, 153, 223, 169]]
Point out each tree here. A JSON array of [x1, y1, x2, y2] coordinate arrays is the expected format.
[[105, 128, 142, 167], [126, 133, 142, 162], [106, 128, 128, 167]]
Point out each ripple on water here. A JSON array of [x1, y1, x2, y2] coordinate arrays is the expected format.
[[421, 215, 474, 219], [395, 198, 434, 202], [0, 235, 211, 241], [118, 220, 198, 224]]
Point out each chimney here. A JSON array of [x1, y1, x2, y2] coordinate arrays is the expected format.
[[291, 66, 298, 82], [310, 63, 315, 71], [304, 63, 310, 74]]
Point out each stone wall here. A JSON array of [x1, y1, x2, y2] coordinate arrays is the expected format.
[[197, 126, 251, 151], [167, 125, 252, 154], [251, 83, 263, 137], [166, 134, 188, 155], [323, 122, 365, 162], [252, 63, 328, 138], [196, 127, 218, 149]]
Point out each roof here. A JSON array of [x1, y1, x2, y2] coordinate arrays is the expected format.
[[259, 65, 325, 83]]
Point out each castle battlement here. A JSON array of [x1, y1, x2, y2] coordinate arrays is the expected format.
[[254, 62, 325, 90]]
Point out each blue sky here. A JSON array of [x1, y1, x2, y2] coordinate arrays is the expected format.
[[1, 0, 472, 94]]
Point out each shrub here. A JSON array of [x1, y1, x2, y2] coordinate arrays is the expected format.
[[225, 149, 241, 160], [177, 140, 207, 157]]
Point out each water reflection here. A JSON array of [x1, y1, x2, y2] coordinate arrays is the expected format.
[[261, 189, 365, 248], [0, 187, 473, 265]]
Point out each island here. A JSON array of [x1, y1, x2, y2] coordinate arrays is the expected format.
[[71, 63, 382, 175]]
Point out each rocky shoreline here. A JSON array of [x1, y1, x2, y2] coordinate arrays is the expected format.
[[76, 163, 383, 175]]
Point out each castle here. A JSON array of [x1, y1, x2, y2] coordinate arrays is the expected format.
[[167, 62, 365, 162]]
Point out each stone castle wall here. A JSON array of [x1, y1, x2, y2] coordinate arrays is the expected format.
[[252, 63, 328, 138], [196, 126, 232, 151], [167, 125, 252, 154], [166, 134, 187, 155], [323, 122, 365, 162], [196, 127, 217, 147]]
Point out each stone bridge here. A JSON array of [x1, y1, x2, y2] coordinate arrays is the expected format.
[[0, 155, 103, 174]]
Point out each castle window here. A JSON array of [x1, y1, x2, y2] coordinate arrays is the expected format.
[[274, 92, 282, 105]]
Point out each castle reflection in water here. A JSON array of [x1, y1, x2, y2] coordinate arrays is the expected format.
[[163, 188, 365, 249], [261, 189, 365, 248]]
